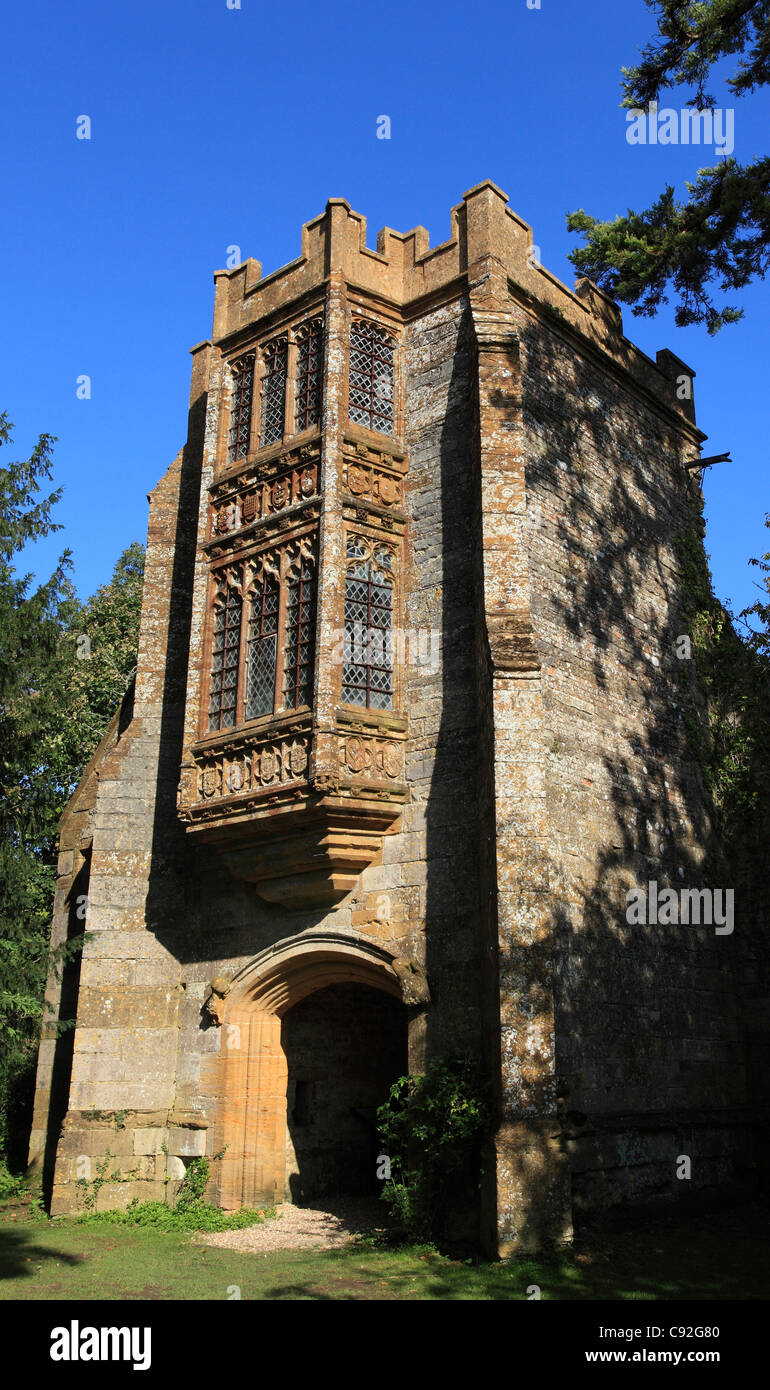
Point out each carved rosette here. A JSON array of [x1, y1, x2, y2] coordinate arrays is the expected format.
[[338, 733, 404, 783], [195, 734, 311, 808]]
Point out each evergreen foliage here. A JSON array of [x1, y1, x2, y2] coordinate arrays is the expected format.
[[0, 414, 144, 1165], [567, 1, 770, 332]]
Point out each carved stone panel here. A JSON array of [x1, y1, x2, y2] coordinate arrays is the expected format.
[[337, 733, 404, 783], [344, 460, 402, 508]]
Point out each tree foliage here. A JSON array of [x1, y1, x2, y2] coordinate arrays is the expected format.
[[0, 415, 144, 1164], [675, 515, 770, 866], [376, 1060, 491, 1245], [567, 1, 770, 332], [742, 511, 770, 661]]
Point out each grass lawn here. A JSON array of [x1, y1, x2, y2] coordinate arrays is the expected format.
[[1, 1197, 768, 1300]]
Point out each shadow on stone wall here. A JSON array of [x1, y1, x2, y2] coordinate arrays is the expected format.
[[143, 393, 208, 953], [423, 298, 761, 1253], [39, 855, 89, 1208], [520, 313, 757, 1233], [422, 303, 494, 1248]]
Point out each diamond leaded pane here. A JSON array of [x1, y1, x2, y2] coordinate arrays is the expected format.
[[348, 320, 395, 435], [227, 358, 254, 464], [342, 558, 393, 709], [245, 632, 276, 719], [244, 576, 279, 719], [283, 567, 316, 709], [295, 317, 324, 432], [208, 578, 242, 730], [260, 337, 288, 447]]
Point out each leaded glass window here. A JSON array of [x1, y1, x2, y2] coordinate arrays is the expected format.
[[260, 336, 288, 447], [227, 357, 254, 464], [295, 317, 324, 432], [342, 537, 394, 709], [206, 540, 318, 736], [208, 576, 243, 730], [348, 319, 395, 435], [283, 560, 315, 709], [244, 575, 279, 719]]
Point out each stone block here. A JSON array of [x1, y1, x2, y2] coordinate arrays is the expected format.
[[133, 1128, 170, 1156], [168, 1127, 206, 1158]]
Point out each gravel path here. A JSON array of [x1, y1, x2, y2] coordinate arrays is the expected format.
[[194, 1197, 388, 1254]]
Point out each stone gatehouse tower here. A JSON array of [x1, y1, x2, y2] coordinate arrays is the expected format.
[[29, 182, 754, 1254]]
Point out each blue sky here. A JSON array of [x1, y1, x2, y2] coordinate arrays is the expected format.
[[2, 0, 767, 619]]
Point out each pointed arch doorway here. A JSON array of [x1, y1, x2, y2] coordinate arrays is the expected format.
[[214, 935, 409, 1210]]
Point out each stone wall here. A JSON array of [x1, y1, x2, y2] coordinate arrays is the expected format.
[[518, 293, 753, 1220]]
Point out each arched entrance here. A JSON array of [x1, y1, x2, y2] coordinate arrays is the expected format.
[[215, 935, 407, 1210], [283, 982, 406, 1201]]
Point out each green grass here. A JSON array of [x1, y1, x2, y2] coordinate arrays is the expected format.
[[1, 1196, 768, 1300]]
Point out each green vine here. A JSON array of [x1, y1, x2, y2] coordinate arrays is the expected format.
[[77, 1144, 273, 1231], [75, 1150, 138, 1213]]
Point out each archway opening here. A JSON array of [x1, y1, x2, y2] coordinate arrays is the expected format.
[[216, 937, 410, 1212], [282, 982, 407, 1203]]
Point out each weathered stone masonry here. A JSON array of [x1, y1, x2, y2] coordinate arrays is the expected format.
[[29, 182, 757, 1254]]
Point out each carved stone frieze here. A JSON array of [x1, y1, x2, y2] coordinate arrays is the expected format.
[[338, 732, 404, 782], [210, 459, 319, 539], [345, 460, 402, 508], [191, 730, 311, 809]]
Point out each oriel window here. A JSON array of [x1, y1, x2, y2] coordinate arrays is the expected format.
[[348, 318, 395, 436], [206, 540, 317, 733], [226, 357, 255, 465], [342, 536, 394, 709], [260, 336, 288, 447]]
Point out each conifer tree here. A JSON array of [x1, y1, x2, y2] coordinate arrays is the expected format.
[[0, 414, 144, 1165], [567, 1, 770, 332]]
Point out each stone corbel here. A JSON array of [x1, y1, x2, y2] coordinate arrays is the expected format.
[[486, 608, 541, 677], [203, 975, 231, 1026], [392, 956, 431, 1007], [472, 309, 520, 359]]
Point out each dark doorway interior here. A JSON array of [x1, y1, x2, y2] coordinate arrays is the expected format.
[[282, 982, 407, 1203]]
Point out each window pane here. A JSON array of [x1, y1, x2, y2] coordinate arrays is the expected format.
[[348, 319, 395, 435], [227, 359, 254, 464], [260, 337, 288, 447], [341, 553, 393, 709], [283, 562, 316, 709], [208, 578, 243, 730], [244, 576, 279, 719], [295, 317, 324, 432]]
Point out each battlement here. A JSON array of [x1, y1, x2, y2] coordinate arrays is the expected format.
[[208, 181, 698, 429]]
